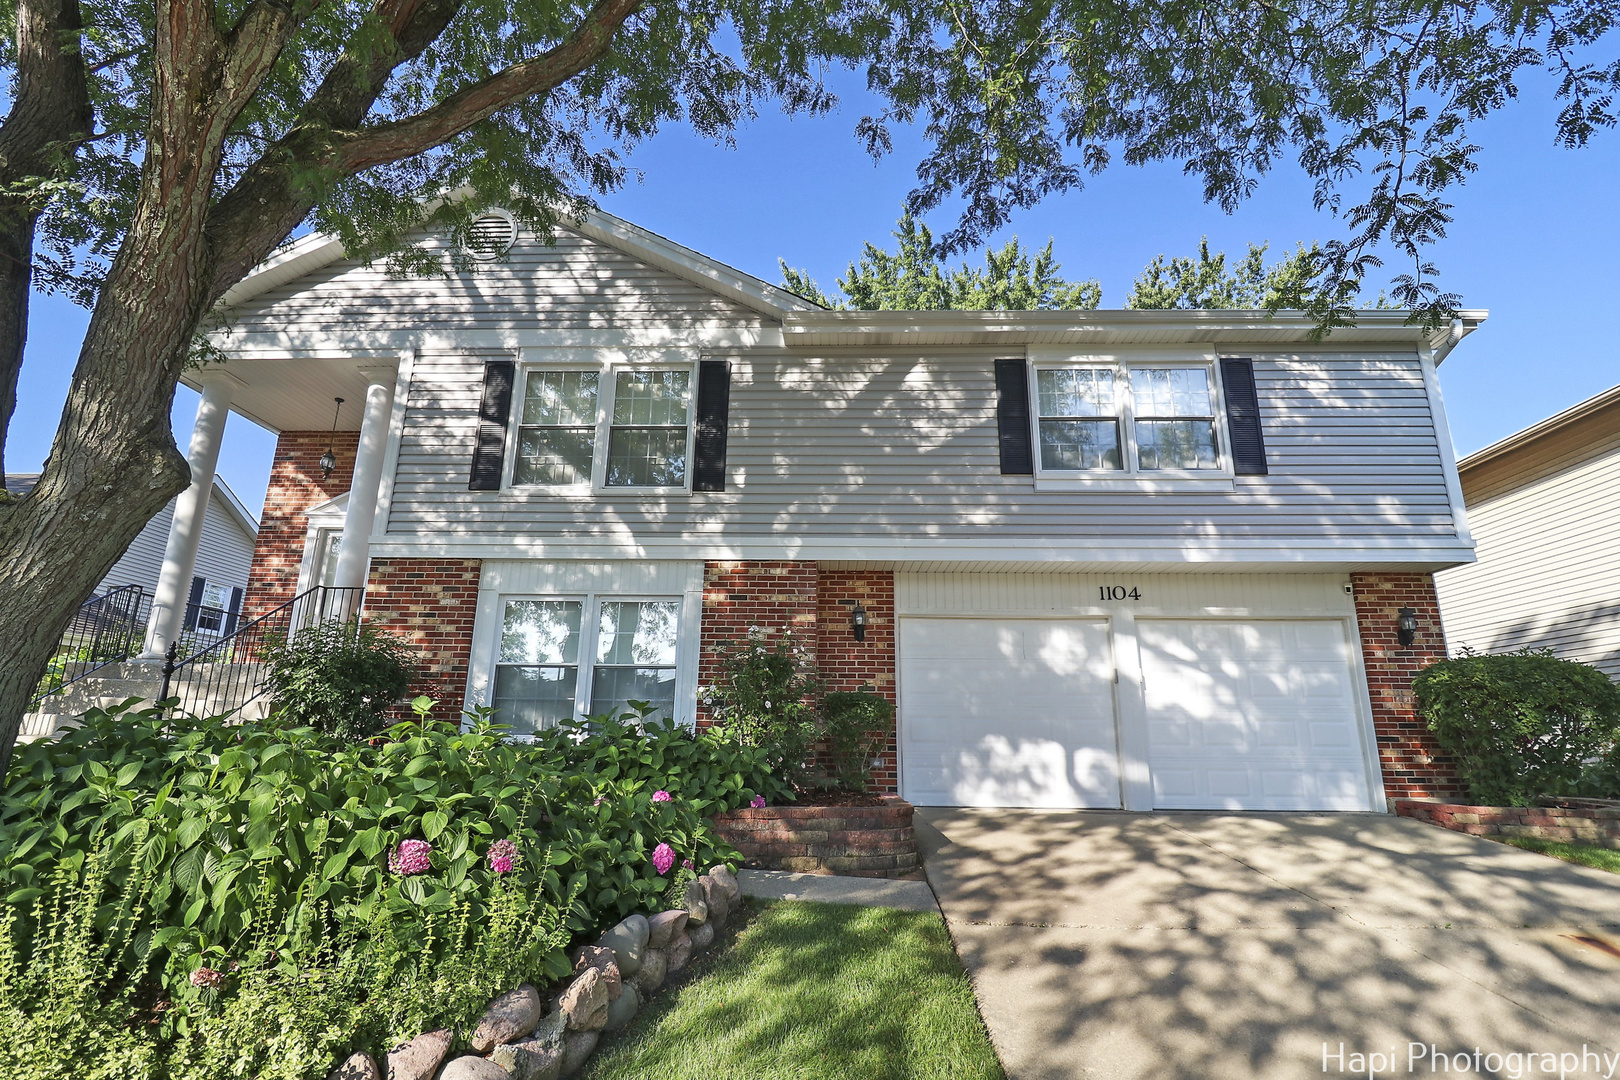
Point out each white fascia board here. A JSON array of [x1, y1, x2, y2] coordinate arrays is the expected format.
[[215, 232, 347, 311]]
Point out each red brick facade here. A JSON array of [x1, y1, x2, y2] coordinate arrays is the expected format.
[[243, 430, 359, 619], [711, 797, 919, 877], [696, 560, 819, 725], [1395, 799, 1620, 849], [363, 558, 483, 723], [816, 570, 898, 793], [1350, 571, 1464, 801]]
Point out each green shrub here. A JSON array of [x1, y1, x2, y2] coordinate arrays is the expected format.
[[261, 619, 416, 739], [1413, 649, 1620, 805], [704, 628, 820, 789], [818, 689, 894, 793]]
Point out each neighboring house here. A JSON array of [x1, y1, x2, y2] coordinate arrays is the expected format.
[[1435, 384, 1620, 679], [179, 207, 1483, 812], [6, 473, 258, 632]]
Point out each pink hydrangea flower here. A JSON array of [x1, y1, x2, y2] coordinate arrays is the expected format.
[[750, 795, 767, 809], [189, 967, 226, 990], [652, 842, 676, 875], [652, 790, 672, 803], [487, 838, 518, 875], [389, 839, 433, 876], [683, 858, 695, 870]]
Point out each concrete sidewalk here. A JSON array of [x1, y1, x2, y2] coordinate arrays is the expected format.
[[919, 809, 1620, 1080], [737, 869, 940, 912]]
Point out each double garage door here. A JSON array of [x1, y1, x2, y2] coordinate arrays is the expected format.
[[900, 615, 1377, 811]]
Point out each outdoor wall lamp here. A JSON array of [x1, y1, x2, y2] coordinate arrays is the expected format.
[[851, 603, 868, 642], [1397, 607, 1418, 647], [319, 397, 345, 479]]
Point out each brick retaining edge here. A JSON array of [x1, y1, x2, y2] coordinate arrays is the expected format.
[[711, 796, 919, 878], [1394, 798, 1620, 850]]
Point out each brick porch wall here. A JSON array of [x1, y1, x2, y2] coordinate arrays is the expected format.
[[816, 569, 898, 794], [363, 558, 482, 723], [243, 430, 359, 619], [1350, 572, 1464, 801]]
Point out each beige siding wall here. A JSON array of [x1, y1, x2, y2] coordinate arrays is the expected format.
[[1436, 443, 1620, 678]]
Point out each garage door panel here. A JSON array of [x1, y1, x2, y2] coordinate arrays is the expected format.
[[1142, 619, 1374, 811], [901, 618, 1120, 808]]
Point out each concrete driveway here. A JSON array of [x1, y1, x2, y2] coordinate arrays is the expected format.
[[918, 810, 1620, 1080]]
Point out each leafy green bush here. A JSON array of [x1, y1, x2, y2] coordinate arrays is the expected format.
[[261, 619, 416, 739], [703, 628, 820, 788], [1413, 649, 1620, 805], [818, 689, 894, 793]]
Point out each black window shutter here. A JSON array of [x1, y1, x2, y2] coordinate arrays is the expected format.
[[468, 359, 516, 491], [994, 359, 1034, 475], [225, 587, 244, 635], [692, 359, 731, 492], [183, 576, 206, 631], [1220, 358, 1269, 476]]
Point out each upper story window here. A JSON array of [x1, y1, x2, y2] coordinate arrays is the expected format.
[[1033, 361, 1225, 476], [509, 362, 694, 492]]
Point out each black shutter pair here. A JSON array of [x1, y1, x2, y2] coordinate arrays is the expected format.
[[993, 357, 1268, 476], [468, 359, 733, 491]]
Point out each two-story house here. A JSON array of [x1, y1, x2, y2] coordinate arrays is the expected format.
[[165, 208, 1482, 812]]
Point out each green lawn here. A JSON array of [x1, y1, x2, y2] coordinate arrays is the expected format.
[[582, 900, 1005, 1080], [1497, 836, 1620, 874]]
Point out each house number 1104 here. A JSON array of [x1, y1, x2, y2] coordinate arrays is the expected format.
[[1099, 586, 1142, 601]]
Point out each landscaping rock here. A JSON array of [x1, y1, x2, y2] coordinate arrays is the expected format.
[[471, 984, 544, 1053], [560, 1031, 598, 1077], [597, 914, 649, 977], [558, 966, 610, 1031], [647, 908, 687, 948], [529, 1010, 566, 1051], [489, 1038, 563, 1080], [666, 933, 692, 974], [328, 1051, 381, 1080], [700, 874, 730, 927], [630, 947, 667, 995], [384, 1028, 451, 1080], [603, 984, 640, 1032], [571, 945, 623, 1000], [682, 880, 708, 924], [707, 864, 741, 903], [688, 919, 715, 952], [438, 1056, 508, 1080]]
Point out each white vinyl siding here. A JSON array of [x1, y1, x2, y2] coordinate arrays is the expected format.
[[98, 492, 255, 599], [1436, 442, 1620, 679]]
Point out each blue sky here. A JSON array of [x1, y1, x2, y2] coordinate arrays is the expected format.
[[9, 70, 1617, 519]]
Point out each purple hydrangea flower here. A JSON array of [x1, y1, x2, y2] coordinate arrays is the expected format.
[[488, 838, 518, 875], [652, 842, 676, 875], [750, 795, 767, 809], [389, 839, 433, 876], [652, 790, 672, 803]]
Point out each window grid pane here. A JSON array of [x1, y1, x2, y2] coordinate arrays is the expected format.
[[605, 427, 688, 487], [1037, 368, 1115, 418], [522, 370, 599, 426], [494, 665, 578, 737], [596, 601, 680, 665], [612, 370, 690, 425], [499, 600, 582, 665], [1136, 420, 1219, 470], [589, 666, 677, 722], [1132, 368, 1212, 418], [1039, 418, 1122, 471], [515, 427, 594, 485]]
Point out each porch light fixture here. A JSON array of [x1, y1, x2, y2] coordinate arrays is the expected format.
[[851, 603, 868, 642], [1397, 607, 1418, 647], [319, 397, 345, 480]]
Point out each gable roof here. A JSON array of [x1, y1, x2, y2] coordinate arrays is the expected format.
[[1454, 382, 1620, 505], [4, 473, 258, 536], [215, 205, 821, 321]]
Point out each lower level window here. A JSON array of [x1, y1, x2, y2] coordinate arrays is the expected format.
[[493, 596, 679, 736]]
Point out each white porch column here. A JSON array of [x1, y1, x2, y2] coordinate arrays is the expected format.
[[143, 375, 233, 657], [330, 368, 396, 593]]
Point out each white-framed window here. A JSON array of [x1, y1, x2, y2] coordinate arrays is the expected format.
[[1031, 359, 1229, 479], [491, 594, 681, 736], [508, 358, 695, 493]]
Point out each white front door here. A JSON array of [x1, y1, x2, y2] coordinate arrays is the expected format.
[[899, 617, 1121, 808], [1140, 619, 1374, 811]]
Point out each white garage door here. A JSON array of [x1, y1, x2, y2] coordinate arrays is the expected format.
[[900, 618, 1120, 808], [1140, 620, 1374, 811]]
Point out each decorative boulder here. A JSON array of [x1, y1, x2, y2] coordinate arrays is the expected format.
[[597, 914, 650, 977], [666, 933, 692, 974], [327, 1051, 380, 1080], [603, 983, 640, 1032], [560, 1031, 599, 1077], [689, 919, 715, 952], [647, 909, 688, 949], [682, 880, 708, 925], [438, 1057, 509, 1080], [630, 948, 667, 996], [557, 967, 610, 1031], [490, 1038, 564, 1080], [700, 875, 730, 928], [707, 864, 741, 903], [529, 1010, 566, 1051], [384, 1029, 451, 1080], [471, 984, 544, 1053], [571, 945, 623, 1000]]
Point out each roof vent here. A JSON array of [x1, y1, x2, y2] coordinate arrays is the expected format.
[[464, 209, 517, 260]]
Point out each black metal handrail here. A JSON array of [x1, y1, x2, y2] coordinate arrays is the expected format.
[[29, 585, 151, 707], [159, 585, 363, 719]]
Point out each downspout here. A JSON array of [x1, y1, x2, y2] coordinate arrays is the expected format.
[[1432, 318, 1467, 366]]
